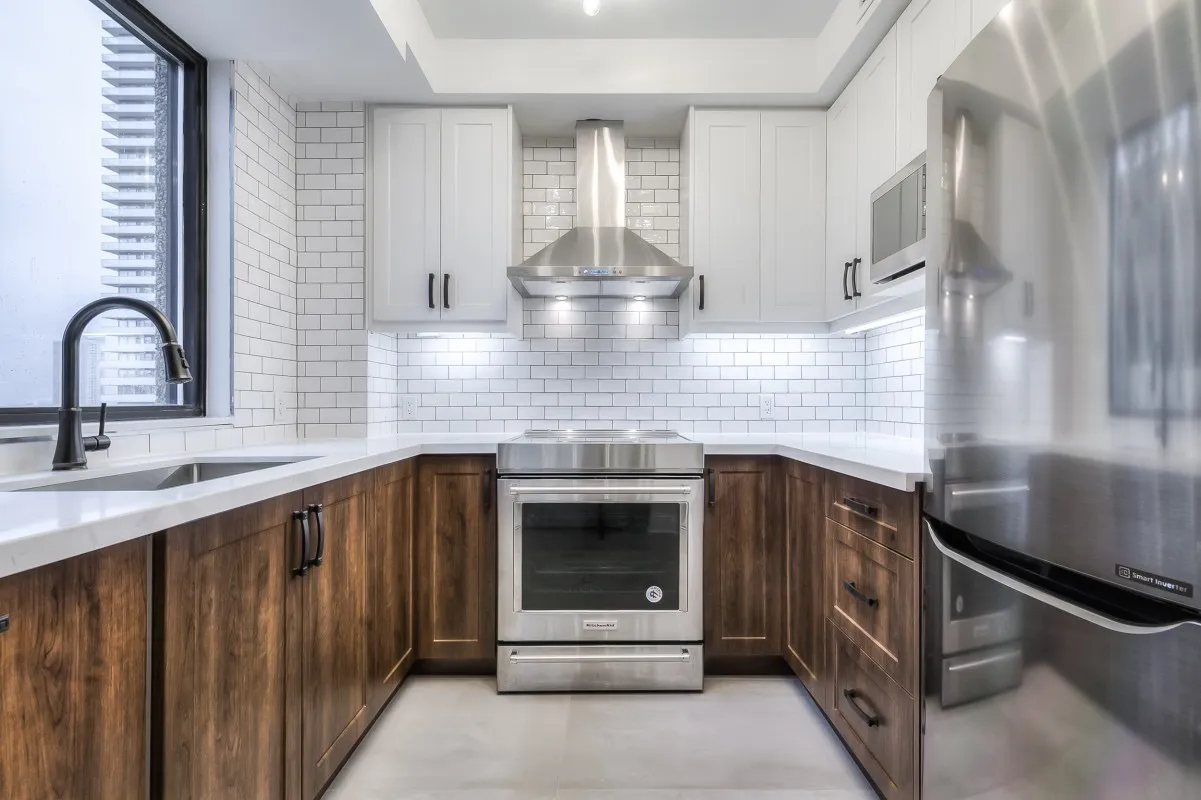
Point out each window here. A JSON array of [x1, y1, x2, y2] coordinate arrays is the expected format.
[[0, 0, 205, 423]]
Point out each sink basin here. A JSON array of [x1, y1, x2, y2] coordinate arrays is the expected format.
[[18, 458, 317, 492]]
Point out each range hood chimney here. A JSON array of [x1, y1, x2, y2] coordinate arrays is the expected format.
[[507, 120, 693, 299]]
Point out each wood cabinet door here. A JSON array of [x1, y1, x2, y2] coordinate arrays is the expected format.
[[300, 473, 372, 800], [825, 83, 859, 319], [417, 456, 497, 660], [690, 110, 763, 325], [760, 110, 828, 323], [783, 460, 826, 704], [896, 0, 971, 166], [368, 459, 416, 712], [0, 539, 146, 800], [439, 108, 511, 324], [855, 25, 899, 308], [158, 493, 301, 800], [703, 456, 780, 657], [371, 106, 442, 323], [826, 519, 917, 693]]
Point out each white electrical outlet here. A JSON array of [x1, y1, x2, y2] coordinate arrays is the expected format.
[[274, 392, 289, 423], [400, 395, 418, 421], [759, 394, 775, 420]]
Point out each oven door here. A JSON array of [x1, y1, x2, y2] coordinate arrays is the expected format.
[[498, 477, 704, 643]]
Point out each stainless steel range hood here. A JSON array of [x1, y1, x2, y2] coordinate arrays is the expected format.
[[508, 120, 693, 300]]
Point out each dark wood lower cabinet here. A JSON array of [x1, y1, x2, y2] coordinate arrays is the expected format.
[[368, 459, 416, 711], [417, 456, 497, 661], [703, 456, 781, 658], [157, 460, 424, 800], [157, 491, 301, 800], [0, 539, 147, 800], [783, 459, 825, 702], [300, 473, 373, 800], [828, 620, 914, 800]]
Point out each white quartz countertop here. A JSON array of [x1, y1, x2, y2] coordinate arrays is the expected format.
[[0, 432, 925, 579]]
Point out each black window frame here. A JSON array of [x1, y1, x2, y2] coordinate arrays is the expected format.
[[0, 0, 206, 426]]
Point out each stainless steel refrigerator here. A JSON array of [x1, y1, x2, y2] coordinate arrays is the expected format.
[[922, 0, 1201, 796]]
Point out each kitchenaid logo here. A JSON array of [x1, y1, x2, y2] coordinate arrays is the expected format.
[[1115, 564, 1194, 598], [583, 620, 618, 631]]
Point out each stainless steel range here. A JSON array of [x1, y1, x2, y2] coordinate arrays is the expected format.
[[496, 430, 704, 692]]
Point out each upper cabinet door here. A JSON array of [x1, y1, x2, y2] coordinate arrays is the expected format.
[[760, 111, 827, 323], [439, 108, 510, 324], [691, 110, 762, 324], [970, 0, 1011, 39], [896, 0, 971, 166], [371, 108, 441, 323], [855, 26, 899, 306], [825, 85, 859, 320]]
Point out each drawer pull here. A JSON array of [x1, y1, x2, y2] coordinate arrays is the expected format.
[[843, 688, 881, 728], [843, 496, 879, 518], [842, 580, 879, 608]]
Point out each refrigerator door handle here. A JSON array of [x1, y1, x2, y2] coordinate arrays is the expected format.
[[924, 518, 1200, 636]]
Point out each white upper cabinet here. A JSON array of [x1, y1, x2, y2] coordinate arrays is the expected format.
[[760, 111, 827, 323], [970, 0, 1012, 39], [896, 0, 971, 166], [439, 109, 510, 324], [371, 106, 517, 330], [854, 26, 899, 307], [371, 108, 441, 323], [824, 85, 859, 320], [685, 108, 828, 332], [689, 110, 763, 326]]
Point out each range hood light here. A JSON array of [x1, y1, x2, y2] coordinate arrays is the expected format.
[[555, 295, 568, 301], [634, 295, 647, 301]]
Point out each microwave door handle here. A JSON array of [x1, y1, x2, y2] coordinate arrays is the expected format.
[[924, 519, 1198, 636]]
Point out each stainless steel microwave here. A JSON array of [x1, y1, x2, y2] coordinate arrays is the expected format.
[[870, 152, 926, 285]]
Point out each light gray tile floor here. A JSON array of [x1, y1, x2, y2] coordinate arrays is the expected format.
[[325, 676, 876, 800]]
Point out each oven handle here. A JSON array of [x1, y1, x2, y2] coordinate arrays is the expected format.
[[507, 485, 695, 496], [507, 649, 692, 664]]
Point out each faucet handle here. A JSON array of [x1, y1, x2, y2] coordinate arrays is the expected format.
[[83, 403, 112, 454]]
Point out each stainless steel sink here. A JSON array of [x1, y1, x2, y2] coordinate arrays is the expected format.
[[18, 458, 317, 492]]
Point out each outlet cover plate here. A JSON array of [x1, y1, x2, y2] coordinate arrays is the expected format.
[[401, 395, 418, 421], [759, 394, 775, 420]]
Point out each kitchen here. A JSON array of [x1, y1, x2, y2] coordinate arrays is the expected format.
[[0, 0, 1198, 798]]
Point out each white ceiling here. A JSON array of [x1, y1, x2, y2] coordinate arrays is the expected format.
[[138, 0, 904, 136], [416, 0, 841, 39]]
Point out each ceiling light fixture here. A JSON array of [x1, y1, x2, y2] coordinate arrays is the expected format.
[[583, 0, 600, 16]]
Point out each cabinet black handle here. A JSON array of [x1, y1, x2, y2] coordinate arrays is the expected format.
[[851, 257, 863, 297], [307, 504, 325, 568], [707, 468, 716, 508], [698, 275, 705, 311], [843, 688, 881, 728], [842, 496, 879, 518], [292, 511, 310, 577], [443, 273, 450, 309], [428, 272, 436, 310], [843, 580, 879, 608], [482, 469, 493, 513], [843, 261, 852, 301]]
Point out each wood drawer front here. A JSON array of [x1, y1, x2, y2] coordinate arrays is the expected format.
[[828, 621, 914, 800], [825, 472, 916, 559], [826, 519, 915, 692]]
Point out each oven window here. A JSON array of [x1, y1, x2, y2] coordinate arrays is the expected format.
[[520, 502, 682, 611]]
